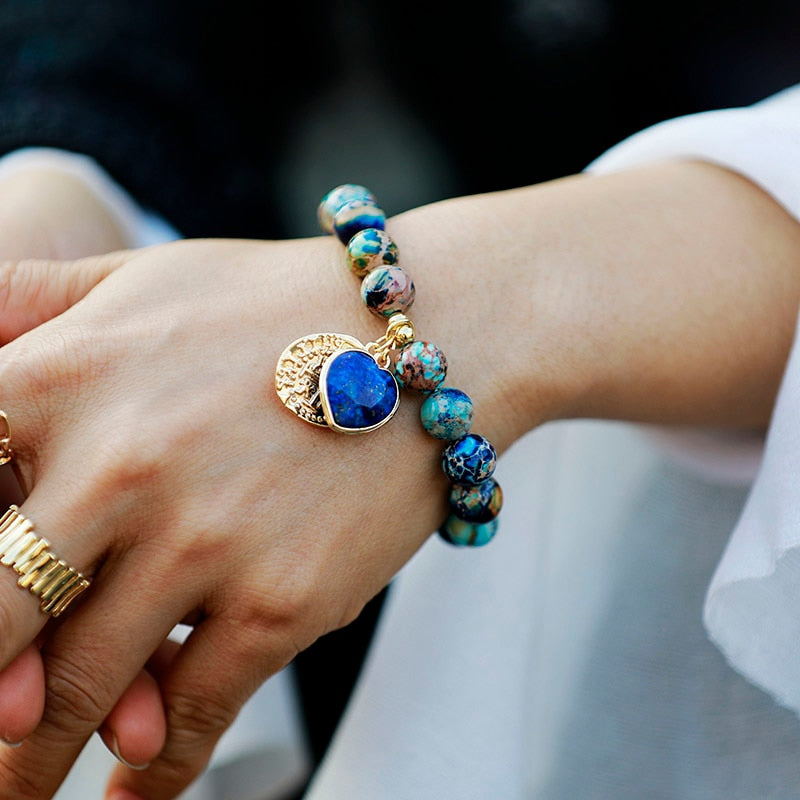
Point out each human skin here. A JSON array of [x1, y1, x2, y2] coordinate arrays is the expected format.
[[0, 164, 167, 767], [0, 161, 797, 800]]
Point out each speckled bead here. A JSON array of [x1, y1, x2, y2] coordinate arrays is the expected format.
[[438, 514, 499, 547], [361, 266, 415, 318], [419, 387, 474, 440], [333, 199, 385, 244], [346, 228, 399, 277], [318, 184, 376, 233], [393, 340, 447, 394], [441, 433, 497, 485], [449, 479, 503, 523]]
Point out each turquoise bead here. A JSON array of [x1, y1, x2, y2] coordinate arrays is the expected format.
[[438, 514, 499, 547], [333, 199, 385, 244], [441, 433, 497, 485], [449, 479, 503, 522], [361, 266, 415, 318], [420, 387, 474, 440], [393, 340, 447, 394], [346, 228, 399, 277], [318, 184, 376, 233]]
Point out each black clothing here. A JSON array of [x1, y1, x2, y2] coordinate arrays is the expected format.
[[1, 1, 798, 240]]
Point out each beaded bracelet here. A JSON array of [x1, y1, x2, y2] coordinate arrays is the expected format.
[[274, 184, 502, 546]]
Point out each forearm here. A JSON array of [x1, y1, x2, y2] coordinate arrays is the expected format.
[[0, 160, 796, 799], [387, 160, 800, 452]]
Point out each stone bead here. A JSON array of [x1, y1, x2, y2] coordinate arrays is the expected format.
[[318, 184, 376, 233], [393, 340, 447, 394], [448, 479, 503, 523], [346, 228, 399, 277], [361, 266, 415, 318], [441, 433, 497, 485], [332, 199, 385, 244], [419, 387, 474, 440], [438, 514, 499, 547]]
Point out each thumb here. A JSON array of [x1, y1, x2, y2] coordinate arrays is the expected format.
[[0, 250, 135, 343]]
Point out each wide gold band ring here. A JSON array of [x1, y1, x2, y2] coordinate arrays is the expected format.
[[0, 506, 90, 617]]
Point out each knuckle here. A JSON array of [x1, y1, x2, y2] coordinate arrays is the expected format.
[[89, 428, 159, 494], [166, 686, 236, 743], [335, 594, 368, 632], [240, 577, 319, 651], [43, 651, 107, 734], [131, 740, 214, 799], [87, 410, 196, 503]]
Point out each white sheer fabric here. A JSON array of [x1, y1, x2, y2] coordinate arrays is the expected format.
[[303, 84, 800, 799], [15, 80, 800, 798]]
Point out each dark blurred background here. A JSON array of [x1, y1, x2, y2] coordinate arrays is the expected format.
[[1, 0, 799, 790], [2, 0, 798, 240]]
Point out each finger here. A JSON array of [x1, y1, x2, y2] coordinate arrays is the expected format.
[[0, 493, 99, 677], [97, 638, 180, 770], [106, 615, 294, 800], [0, 251, 133, 343], [98, 667, 168, 771], [0, 645, 44, 745], [0, 546, 195, 800]]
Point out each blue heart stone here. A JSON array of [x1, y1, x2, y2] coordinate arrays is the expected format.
[[321, 349, 399, 433]]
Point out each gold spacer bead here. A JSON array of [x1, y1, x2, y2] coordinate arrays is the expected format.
[[386, 313, 415, 348]]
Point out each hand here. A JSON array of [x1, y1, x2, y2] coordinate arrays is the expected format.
[[0, 161, 798, 800], [0, 236, 464, 799], [0, 161, 168, 769]]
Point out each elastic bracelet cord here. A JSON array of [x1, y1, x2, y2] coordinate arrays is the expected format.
[[316, 184, 503, 547], [274, 186, 501, 547]]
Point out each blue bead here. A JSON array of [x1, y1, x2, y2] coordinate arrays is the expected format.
[[321, 349, 399, 432], [333, 199, 385, 244], [420, 387, 474, 439], [318, 184, 376, 233], [439, 514, 499, 547], [346, 228, 399, 276], [449, 479, 503, 522], [441, 433, 497, 485]]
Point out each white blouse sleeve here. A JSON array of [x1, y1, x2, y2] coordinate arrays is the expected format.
[[0, 146, 180, 247], [588, 83, 800, 716]]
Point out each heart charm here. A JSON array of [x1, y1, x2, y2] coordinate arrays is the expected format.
[[319, 348, 400, 434]]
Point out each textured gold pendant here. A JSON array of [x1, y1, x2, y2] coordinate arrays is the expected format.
[[275, 332, 364, 427], [275, 314, 415, 433]]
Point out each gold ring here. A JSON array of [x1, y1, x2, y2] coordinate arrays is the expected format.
[[0, 506, 90, 617], [0, 410, 13, 466]]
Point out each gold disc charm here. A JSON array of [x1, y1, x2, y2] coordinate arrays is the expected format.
[[275, 333, 364, 427], [276, 331, 402, 433]]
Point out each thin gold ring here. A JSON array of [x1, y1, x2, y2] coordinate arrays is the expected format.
[[0, 410, 13, 466], [0, 506, 90, 617]]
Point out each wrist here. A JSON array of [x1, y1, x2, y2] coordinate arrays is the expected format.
[[388, 159, 800, 441], [385, 186, 582, 452]]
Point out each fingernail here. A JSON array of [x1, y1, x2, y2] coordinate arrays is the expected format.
[[0, 739, 22, 748], [111, 734, 150, 771], [107, 790, 146, 800]]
